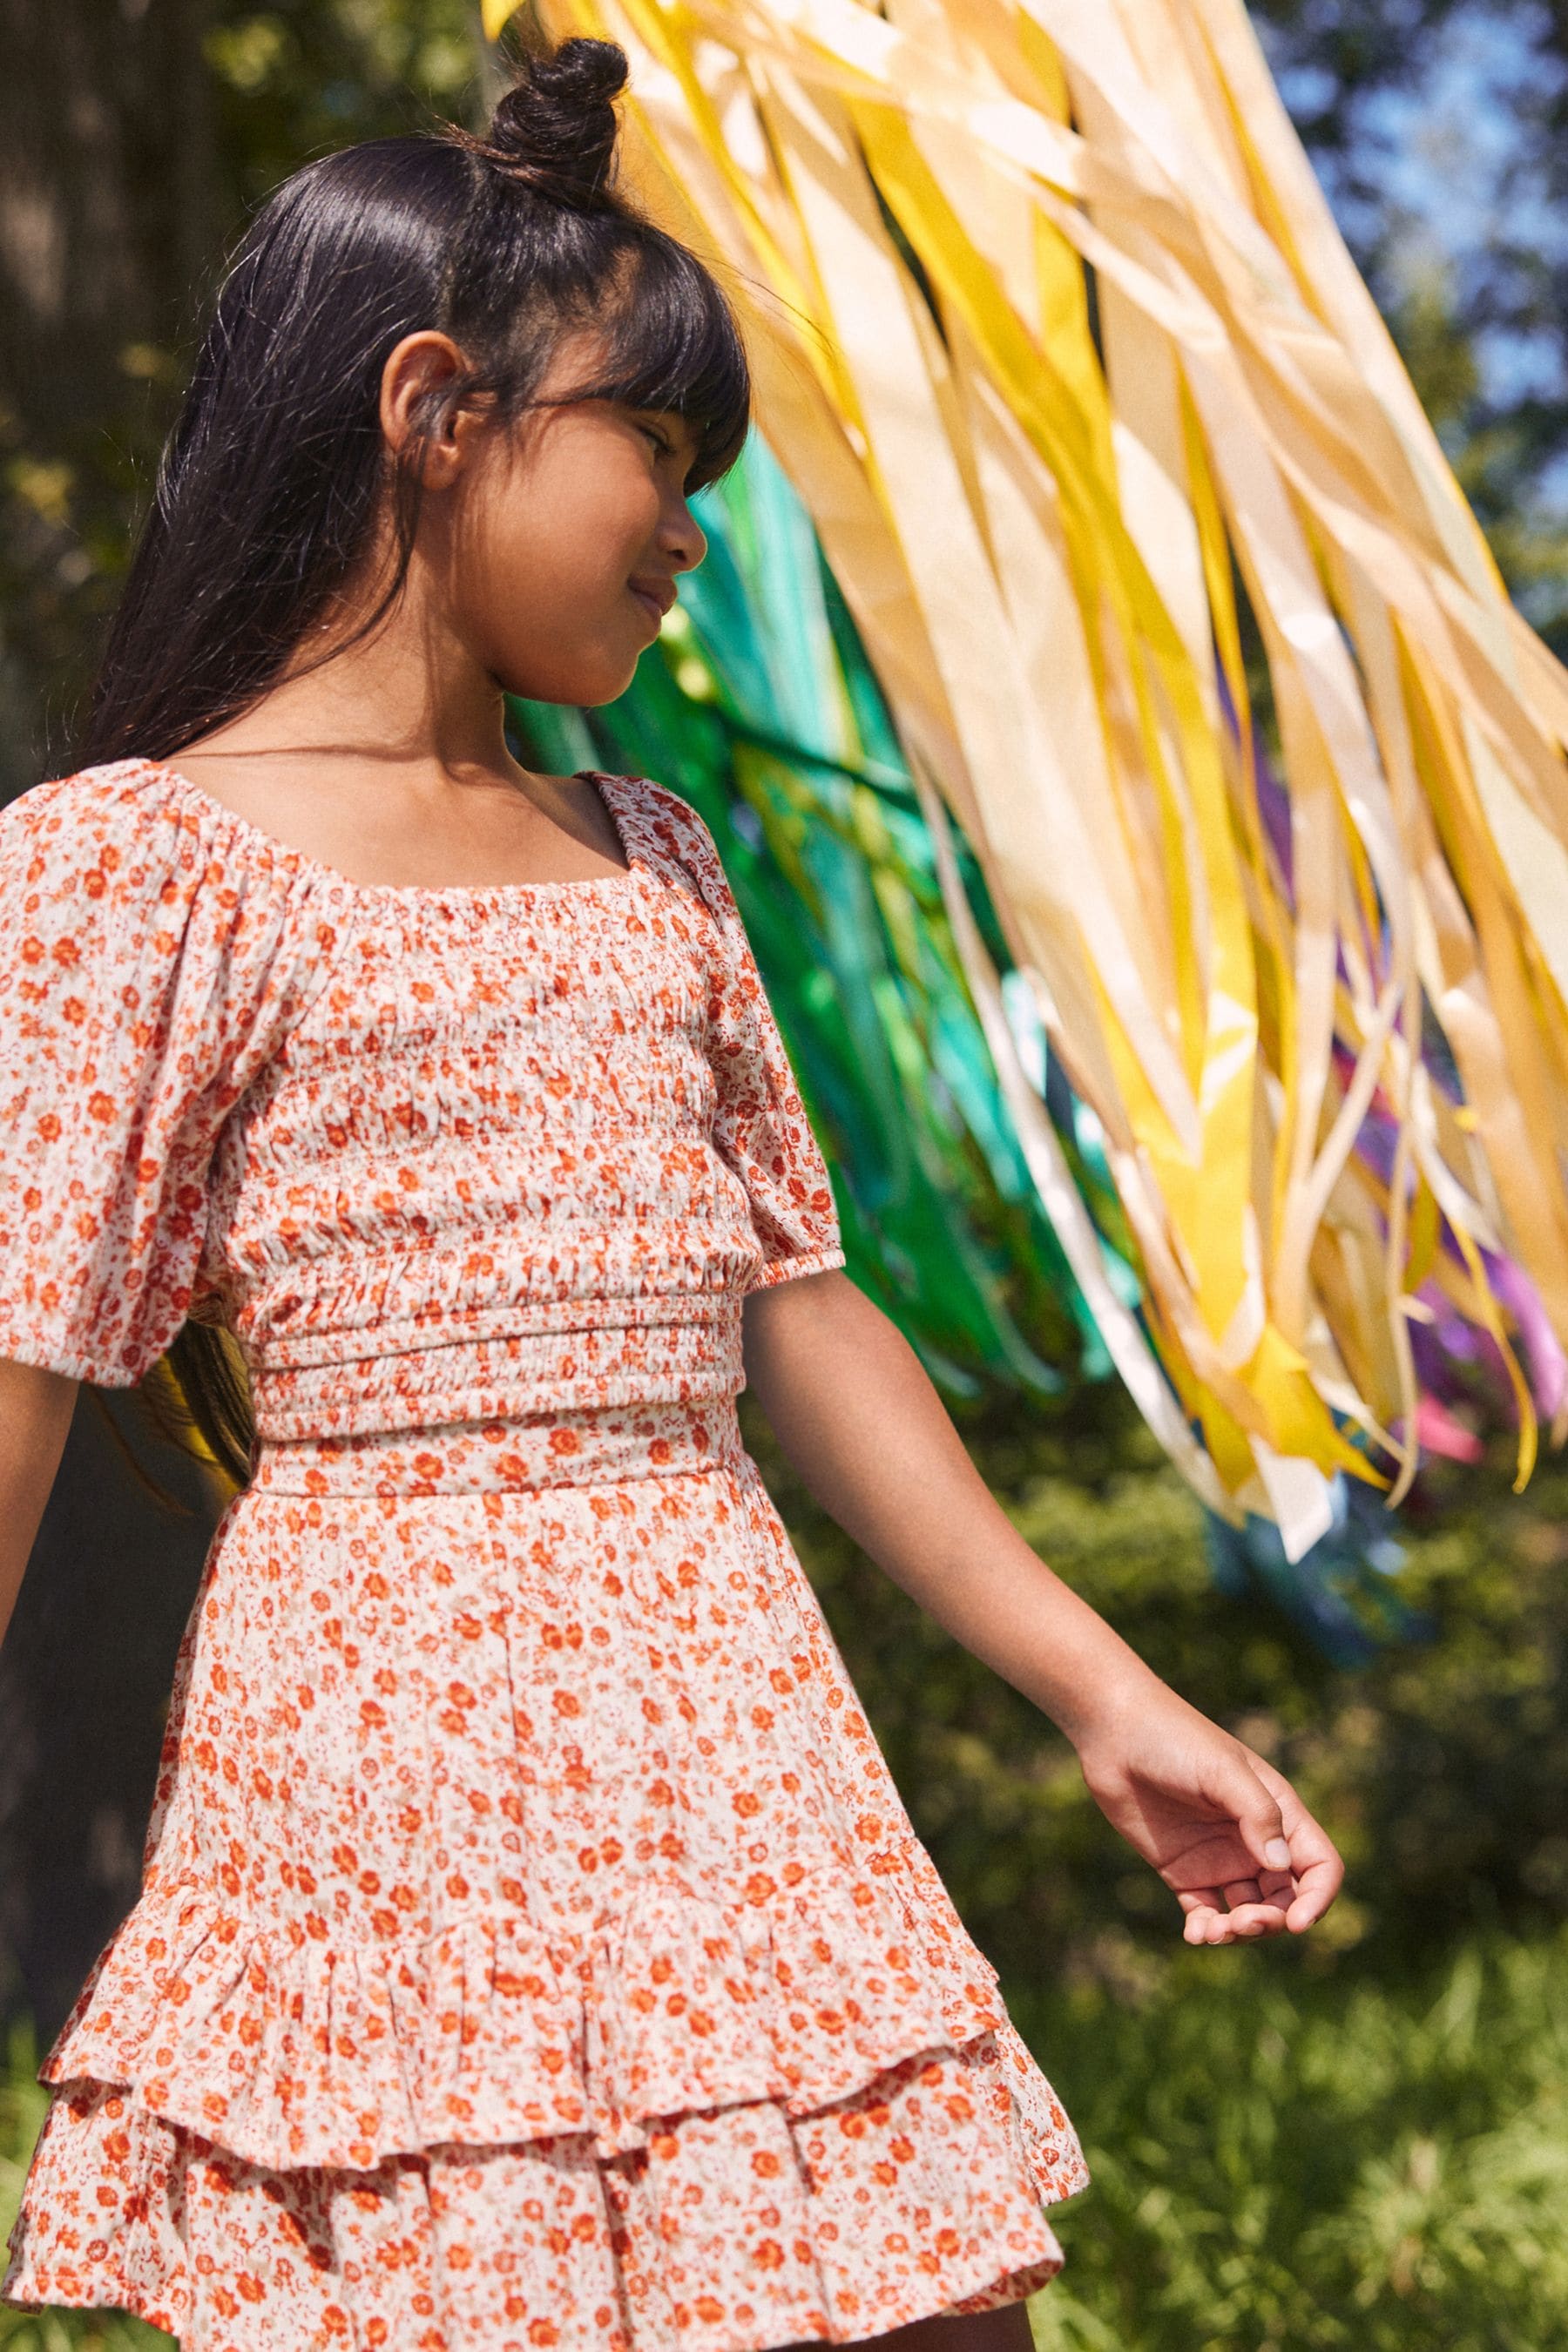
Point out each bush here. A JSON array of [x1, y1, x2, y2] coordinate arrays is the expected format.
[[3, 1383, 1565, 2348], [1022, 1929, 1568, 2351], [0, 1936, 1565, 2349], [737, 1379, 1568, 1990], [732, 1375, 1568, 2342]]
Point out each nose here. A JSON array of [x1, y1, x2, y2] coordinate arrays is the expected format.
[[664, 493, 707, 574]]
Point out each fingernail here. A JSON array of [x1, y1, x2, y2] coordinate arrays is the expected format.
[[1265, 1838, 1292, 1869]]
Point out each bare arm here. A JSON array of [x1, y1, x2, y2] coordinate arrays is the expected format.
[[741, 1267, 1343, 1946], [0, 1358, 78, 1650]]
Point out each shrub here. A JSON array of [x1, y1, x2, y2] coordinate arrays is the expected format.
[[738, 1380, 1568, 1990]]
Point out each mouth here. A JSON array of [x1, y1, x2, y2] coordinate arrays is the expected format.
[[628, 578, 675, 632]]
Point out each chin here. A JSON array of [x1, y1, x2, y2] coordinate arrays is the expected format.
[[580, 655, 647, 707], [499, 652, 642, 707]]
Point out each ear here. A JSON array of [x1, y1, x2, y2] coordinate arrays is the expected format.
[[379, 332, 484, 488]]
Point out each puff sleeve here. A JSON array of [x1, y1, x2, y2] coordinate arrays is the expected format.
[[649, 783, 846, 1293], [0, 767, 312, 1384]]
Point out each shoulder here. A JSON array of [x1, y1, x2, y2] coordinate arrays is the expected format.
[[1, 759, 213, 898], [0, 758, 322, 1049], [3, 757, 193, 840], [618, 775, 733, 907], [0, 758, 308, 931]]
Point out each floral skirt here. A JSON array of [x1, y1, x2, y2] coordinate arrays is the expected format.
[[4, 1396, 1087, 2349]]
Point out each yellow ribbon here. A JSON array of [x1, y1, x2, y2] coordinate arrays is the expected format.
[[487, 0, 1568, 1539]]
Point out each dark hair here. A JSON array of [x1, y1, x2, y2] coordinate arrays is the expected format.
[[81, 35, 752, 1488]]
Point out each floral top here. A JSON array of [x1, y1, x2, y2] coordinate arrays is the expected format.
[[0, 759, 845, 1437]]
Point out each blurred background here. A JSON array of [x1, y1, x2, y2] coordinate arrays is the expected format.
[[3, 3, 1568, 2345]]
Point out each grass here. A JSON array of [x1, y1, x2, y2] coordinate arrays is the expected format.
[[1023, 1928, 1568, 2351]]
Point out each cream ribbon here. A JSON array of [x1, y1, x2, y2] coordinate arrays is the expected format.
[[488, 0, 1568, 1524]]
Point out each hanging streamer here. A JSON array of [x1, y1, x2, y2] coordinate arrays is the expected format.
[[486, 0, 1568, 1545]]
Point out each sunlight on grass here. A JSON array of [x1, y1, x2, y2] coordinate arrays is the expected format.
[[0, 1940, 1565, 2349], [1024, 1930, 1568, 2350]]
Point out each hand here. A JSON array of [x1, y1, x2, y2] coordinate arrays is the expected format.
[[1074, 1680, 1343, 1945]]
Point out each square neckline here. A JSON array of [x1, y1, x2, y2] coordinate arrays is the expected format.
[[136, 759, 645, 906]]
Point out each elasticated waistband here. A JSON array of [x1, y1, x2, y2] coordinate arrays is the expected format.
[[246, 1304, 747, 1443], [247, 1396, 747, 1497]]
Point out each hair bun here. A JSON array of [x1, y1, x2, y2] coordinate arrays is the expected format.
[[469, 37, 628, 209]]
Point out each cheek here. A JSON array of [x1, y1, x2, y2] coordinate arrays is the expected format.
[[457, 482, 653, 694], [481, 446, 653, 600]]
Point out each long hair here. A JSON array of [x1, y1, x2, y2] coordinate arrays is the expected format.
[[79, 35, 752, 1490]]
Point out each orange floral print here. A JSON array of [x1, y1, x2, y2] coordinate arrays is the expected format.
[[0, 760, 1087, 2349]]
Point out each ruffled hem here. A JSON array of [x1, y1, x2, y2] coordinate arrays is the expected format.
[[7, 2029, 1088, 2352], [43, 1871, 1017, 2171], [3, 2248, 1071, 2352]]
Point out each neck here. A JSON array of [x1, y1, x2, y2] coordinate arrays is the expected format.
[[194, 553, 516, 786]]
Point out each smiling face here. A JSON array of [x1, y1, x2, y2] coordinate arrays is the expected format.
[[398, 321, 711, 712]]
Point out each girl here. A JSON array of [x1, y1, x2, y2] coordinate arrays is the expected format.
[[0, 37, 1342, 2352]]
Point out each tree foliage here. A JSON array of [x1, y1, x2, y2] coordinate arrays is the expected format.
[[0, 0, 484, 796], [1252, 0, 1568, 654]]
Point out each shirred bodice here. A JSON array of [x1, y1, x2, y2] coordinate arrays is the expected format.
[[0, 759, 844, 1438]]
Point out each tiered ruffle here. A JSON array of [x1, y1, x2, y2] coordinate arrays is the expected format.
[[8, 2025, 1083, 2352], [42, 1872, 1024, 2171], [16, 1855, 1089, 2348]]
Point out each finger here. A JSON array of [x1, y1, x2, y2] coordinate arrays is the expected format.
[[1241, 1755, 1347, 1926], [1179, 1882, 1293, 1945], [1179, 1889, 1226, 1945], [1216, 1754, 1294, 1879], [1251, 1788, 1345, 1929], [1285, 1841, 1345, 1930], [1216, 1894, 1292, 1938], [1216, 1869, 1289, 1937]]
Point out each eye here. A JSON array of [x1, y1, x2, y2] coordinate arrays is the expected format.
[[632, 411, 700, 493]]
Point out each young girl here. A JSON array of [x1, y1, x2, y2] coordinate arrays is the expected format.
[[0, 37, 1342, 2352]]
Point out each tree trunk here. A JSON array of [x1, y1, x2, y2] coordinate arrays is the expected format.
[[0, 0, 222, 2041]]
